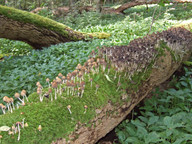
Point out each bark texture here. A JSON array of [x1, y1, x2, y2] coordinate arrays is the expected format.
[[52, 25, 192, 144], [0, 5, 110, 49], [113, 0, 192, 14]]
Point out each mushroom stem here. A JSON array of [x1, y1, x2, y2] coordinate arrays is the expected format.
[[9, 104, 13, 113], [50, 93, 53, 101], [17, 98, 24, 104], [22, 118, 25, 128], [6, 104, 10, 112], [81, 90, 84, 98], [118, 75, 121, 83], [25, 95, 29, 102], [67, 108, 72, 114], [114, 71, 117, 79], [95, 88, 98, 94], [55, 89, 57, 100], [11, 102, 15, 110], [17, 125, 20, 141], [60, 85, 62, 95]]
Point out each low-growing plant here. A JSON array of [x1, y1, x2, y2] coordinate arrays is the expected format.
[[115, 65, 192, 144]]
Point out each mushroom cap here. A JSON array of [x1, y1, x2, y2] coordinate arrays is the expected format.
[[48, 88, 52, 93], [36, 82, 41, 86], [9, 98, 14, 103], [61, 76, 66, 80], [14, 93, 20, 98], [3, 96, 9, 103], [16, 122, 22, 127], [37, 90, 42, 94], [21, 90, 26, 94], [67, 105, 71, 109], [21, 91, 26, 97], [52, 81, 58, 88], [96, 84, 100, 88], [38, 125, 42, 131], [0, 103, 5, 108], [46, 78, 50, 82], [56, 78, 62, 84], [84, 105, 88, 109], [58, 73, 63, 77]]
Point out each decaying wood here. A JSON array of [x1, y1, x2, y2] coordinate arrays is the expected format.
[[52, 26, 192, 144], [31, 0, 192, 16], [112, 0, 192, 14]]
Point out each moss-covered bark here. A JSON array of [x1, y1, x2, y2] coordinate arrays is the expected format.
[[0, 23, 191, 144], [0, 5, 110, 49]]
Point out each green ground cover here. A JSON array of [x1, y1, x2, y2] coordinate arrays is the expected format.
[[115, 64, 192, 144]]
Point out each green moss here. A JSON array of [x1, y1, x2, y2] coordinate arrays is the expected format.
[[0, 5, 110, 41]]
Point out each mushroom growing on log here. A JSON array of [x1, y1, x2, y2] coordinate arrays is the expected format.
[[52, 25, 192, 144]]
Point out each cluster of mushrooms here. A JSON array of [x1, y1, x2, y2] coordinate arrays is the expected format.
[[0, 90, 28, 114]]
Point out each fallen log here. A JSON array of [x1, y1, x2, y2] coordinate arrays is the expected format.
[[113, 0, 192, 14], [0, 23, 191, 144], [31, 0, 192, 16], [0, 5, 110, 49]]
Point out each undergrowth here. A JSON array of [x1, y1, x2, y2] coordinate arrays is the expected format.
[[115, 65, 192, 144]]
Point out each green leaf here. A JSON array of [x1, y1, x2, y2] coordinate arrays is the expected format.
[[145, 131, 161, 143], [163, 116, 172, 127], [148, 116, 159, 126], [0, 126, 10, 131]]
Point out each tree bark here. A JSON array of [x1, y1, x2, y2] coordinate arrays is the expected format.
[[112, 0, 192, 14], [0, 5, 110, 49], [52, 24, 192, 144]]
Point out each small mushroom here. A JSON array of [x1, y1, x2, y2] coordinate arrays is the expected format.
[[16, 122, 22, 141], [9, 98, 15, 110], [48, 88, 53, 101], [84, 105, 88, 114], [3, 96, 12, 113], [67, 105, 72, 114], [8, 131, 14, 135], [95, 84, 100, 94], [38, 125, 42, 131], [46, 78, 50, 87], [118, 75, 121, 83], [52, 81, 58, 100], [24, 123, 29, 127], [80, 87, 85, 98], [37, 90, 43, 102], [58, 73, 63, 78], [0, 103, 6, 114], [56, 77, 62, 95], [89, 78, 93, 88], [116, 82, 121, 92], [21, 90, 28, 102], [14, 93, 24, 104]]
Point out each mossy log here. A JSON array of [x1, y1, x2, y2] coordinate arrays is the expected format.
[[0, 23, 191, 144], [0, 5, 110, 49]]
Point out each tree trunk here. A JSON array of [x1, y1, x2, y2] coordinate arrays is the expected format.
[[52, 24, 192, 144], [113, 0, 192, 14], [0, 5, 110, 49]]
